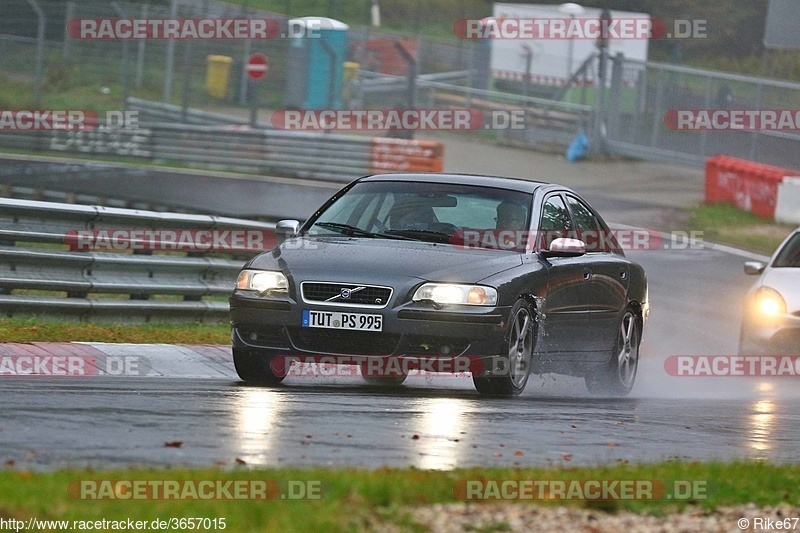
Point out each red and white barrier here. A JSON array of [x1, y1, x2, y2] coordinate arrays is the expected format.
[[705, 156, 797, 220], [776, 177, 800, 225]]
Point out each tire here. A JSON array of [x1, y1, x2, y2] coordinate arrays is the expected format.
[[585, 309, 640, 396], [360, 362, 408, 387], [473, 299, 535, 397], [233, 347, 286, 385]]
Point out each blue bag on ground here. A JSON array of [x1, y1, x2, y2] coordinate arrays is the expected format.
[[566, 130, 589, 162]]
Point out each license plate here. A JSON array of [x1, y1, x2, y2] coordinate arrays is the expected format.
[[302, 310, 383, 331]]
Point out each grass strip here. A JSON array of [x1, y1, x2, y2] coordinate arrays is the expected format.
[[688, 203, 795, 255], [0, 463, 798, 532], [0, 318, 230, 344]]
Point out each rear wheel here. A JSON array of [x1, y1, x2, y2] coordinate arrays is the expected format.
[[233, 347, 286, 385], [585, 309, 640, 396], [473, 299, 535, 397]]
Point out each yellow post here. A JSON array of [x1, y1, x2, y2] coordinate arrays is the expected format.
[[206, 55, 233, 99], [343, 61, 359, 105]]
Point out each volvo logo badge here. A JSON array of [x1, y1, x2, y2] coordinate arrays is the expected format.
[[340, 288, 352, 299]]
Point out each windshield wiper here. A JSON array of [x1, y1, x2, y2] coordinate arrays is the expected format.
[[314, 222, 416, 240], [385, 229, 452, 243]]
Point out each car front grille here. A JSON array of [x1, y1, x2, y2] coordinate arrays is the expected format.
[[289, 327, 399, 356], [301, 282, 393, 308]]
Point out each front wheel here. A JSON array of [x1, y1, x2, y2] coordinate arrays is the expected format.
[[585, 309, 640, 396], [233, 347, 286, 385], [473, 299, 535, 397]]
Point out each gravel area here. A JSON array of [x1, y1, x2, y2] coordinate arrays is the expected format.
[[369, 502, 800, 532]]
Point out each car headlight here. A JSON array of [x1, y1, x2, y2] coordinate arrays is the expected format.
[[236, 269, 288, 295], [412, 283, 498, 306], [754, 286, 787, 316]]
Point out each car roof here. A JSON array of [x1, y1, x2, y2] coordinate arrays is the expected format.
[[359, 172, 560, 194]]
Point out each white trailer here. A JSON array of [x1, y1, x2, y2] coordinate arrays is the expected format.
[[489, 3, 650, 86]]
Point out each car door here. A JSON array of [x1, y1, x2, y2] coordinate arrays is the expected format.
[[565, 194, 629, 352], [537, 193, 596, 355]]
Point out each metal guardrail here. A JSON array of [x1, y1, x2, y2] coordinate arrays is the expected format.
[[127, 97, 252, 127], [0, 198, 276, 322], [0, 99, 445, 183], [356, 70, 592, 147], [0, 183, 188, 213]]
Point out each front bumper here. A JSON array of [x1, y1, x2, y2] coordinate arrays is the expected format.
[[229, 290, 511, 360], [741, 312, 800, 354]]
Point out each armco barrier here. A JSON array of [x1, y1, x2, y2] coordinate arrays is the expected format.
[[0, 99, 446, 184], [0, 198, 276, 323], [775, 177, 800, 225], [705, 156, 798, 219]]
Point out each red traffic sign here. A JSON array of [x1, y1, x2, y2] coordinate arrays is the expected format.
[[246, 53, 268, 81]]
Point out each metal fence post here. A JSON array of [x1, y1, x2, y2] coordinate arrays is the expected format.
[[181, 41, 193, 123], [26, 0, 45, 108], [649, 67, 666, 152], [700, 76, 712, 159], [393, 41, 417, 139], [591, 47, 609, 155], [750, 81, 764, 162], [162, 0, 178, 103], [607, 53, 624, 142], [111, 2, 131, 111], [135, 3, 148, 88], [522, 45, 532, 99], [63, 2, 75, 60], [238, 2, 252, 106]]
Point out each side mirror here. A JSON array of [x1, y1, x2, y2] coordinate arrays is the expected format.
[[541, 237, 586, 258], [743, 261, 766, 275], [275, 219, 301, 246], [276, 219, 300, 237]]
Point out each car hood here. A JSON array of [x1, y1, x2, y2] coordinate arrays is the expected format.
[[250, 237, 523, 284], [761, 268, 800, 312]]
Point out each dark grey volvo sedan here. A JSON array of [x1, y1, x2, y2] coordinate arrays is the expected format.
[[230, 173, 648, 396]]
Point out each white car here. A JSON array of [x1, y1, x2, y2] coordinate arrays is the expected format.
[[739, 229, 800, 355]]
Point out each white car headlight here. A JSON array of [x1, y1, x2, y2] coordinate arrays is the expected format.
[[236, 270, 288, 295], [754, 286, 787, 316], [412, 283, 498, 306]]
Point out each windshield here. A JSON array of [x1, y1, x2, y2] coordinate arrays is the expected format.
[[305, 181, 532, 249], [773, 233, 800, 267]]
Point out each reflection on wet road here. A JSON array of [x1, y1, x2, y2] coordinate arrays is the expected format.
[[2, 376, 800, 470]]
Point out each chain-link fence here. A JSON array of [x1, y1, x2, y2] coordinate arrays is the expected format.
[[605, 54, 800, 169], [4, 0, 800, 170]]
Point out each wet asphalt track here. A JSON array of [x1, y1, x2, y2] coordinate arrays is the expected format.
[[3, 244, 800, 470]]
